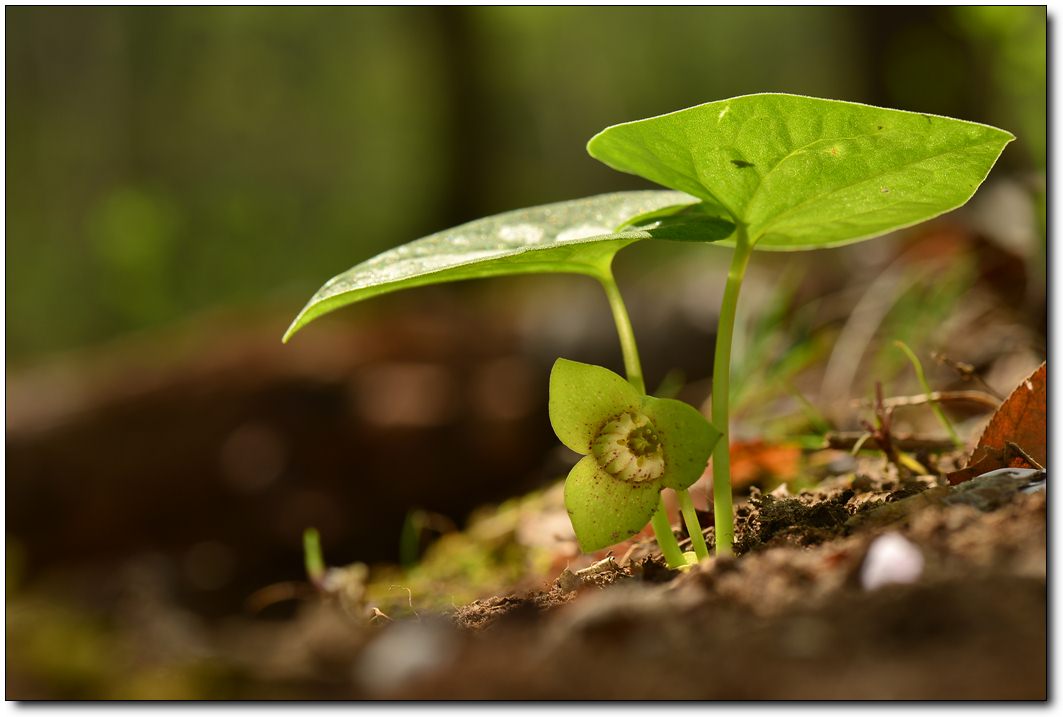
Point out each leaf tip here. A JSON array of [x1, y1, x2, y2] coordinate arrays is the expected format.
[[551, 356, 578, 372], [281, 316, 304, 344]]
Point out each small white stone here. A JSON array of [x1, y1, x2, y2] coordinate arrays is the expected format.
[[860, 532, 924, 591]]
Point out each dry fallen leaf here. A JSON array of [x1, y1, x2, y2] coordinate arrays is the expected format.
[[947, 362, 1046, 485], [730, 440, 802, 487]]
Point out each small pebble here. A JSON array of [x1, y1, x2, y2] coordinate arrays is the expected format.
[[827, 454, 858, 475], [860, 532, 924, 591], [554, 568, 582, 593]]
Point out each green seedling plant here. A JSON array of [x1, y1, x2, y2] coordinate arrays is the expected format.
[[285, 93, 1012, 565], [587, 94, 1012, 555]]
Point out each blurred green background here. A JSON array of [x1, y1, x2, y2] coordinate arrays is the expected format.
[[6, 6, 1045, 364]]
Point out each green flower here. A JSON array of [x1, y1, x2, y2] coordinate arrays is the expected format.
[[549, 358, 721, 552]]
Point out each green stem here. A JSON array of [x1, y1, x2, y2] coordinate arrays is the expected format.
[[676, 488, 709, 560], [598, 269, 645, 394], [710, 224, 753, 557], [303, 527, 325, 585], [650, 495, 687, 568], [599, 267, 689, 567]]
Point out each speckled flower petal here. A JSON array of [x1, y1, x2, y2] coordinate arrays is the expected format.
[[640, 395, 720, 491], [564, 455, 661, 553], [549, 358, 640, 455]]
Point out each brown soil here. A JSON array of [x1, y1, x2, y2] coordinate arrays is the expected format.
[[288, 467, 1046, 700], [405, 479, 1042, 698]]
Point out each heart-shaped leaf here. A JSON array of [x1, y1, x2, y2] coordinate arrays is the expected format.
[[564, 454, 661, 552], [588, 93, 1014, 251], [284, 191, 733, 341]]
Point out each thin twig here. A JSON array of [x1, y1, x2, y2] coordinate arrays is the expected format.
[[853, 389, 1000, 412], [575, 554, 622, 578], [825, 432, 959, 453], [862, 382, 907, 471], [368, 607, 392, 623], [932, 351, 1006, 400]]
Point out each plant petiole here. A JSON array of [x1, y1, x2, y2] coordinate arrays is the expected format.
[[709, 223, 754, 557], [650, 494, 688, 568], [598, 267, 645, 393], [676, 488, 709, 560]]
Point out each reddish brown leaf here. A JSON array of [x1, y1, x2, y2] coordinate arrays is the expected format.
[[947, 362, 1046, 485]]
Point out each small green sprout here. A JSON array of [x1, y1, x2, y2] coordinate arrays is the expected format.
[[894, 340, 963, 448], [303, 527, 326, 585], [588, 93, 1013, 555], [549, 358, 719, 564]]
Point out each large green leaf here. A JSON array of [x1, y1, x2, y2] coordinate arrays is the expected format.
[[284, 191, 733, 341], [588, 93, 1014, 251]]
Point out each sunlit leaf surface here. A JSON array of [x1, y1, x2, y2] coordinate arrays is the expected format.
[[285, 191, 734, 341], [588, 93, 1014, 251]]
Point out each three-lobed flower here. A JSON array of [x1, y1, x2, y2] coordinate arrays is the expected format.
[[549, 358, 721, 552]]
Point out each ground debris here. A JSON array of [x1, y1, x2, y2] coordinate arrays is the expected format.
[[734, 486, 851, 552], [449, 558, 634, 631], [91, 410, 1043, 700], [451, 595, 546, 630], [848, 463, 1044, 530]]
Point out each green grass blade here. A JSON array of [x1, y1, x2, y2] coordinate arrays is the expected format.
[[894, 340, 963, 448], [303, 527, 325, 584]]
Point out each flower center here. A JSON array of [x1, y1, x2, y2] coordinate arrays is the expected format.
[[591, 411, 665, 483]]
